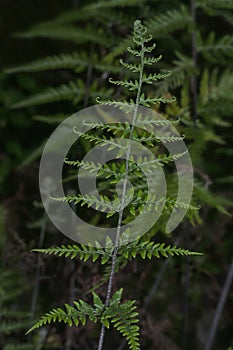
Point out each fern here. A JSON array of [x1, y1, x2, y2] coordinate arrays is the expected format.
[[27, 20, 202, 350]]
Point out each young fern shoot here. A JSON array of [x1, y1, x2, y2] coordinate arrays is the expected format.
[[28, 20, 201, 350]]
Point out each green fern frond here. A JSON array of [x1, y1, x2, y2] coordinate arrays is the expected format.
[[27, 289, 128, 335], [32, 244, 113, 264], [109, 77, 139, 91], [119, 59, 141, 73], [104, 300, 140, 350], [147, 5, 191, 36], [5, 53, 85, 73], [52, 193, 121, 213], [142, 71, 171, 84], [12, 80, 109, 108], [198, 33, 233, 62], [6, 52, 122, 75], [12, 81, 84, 108], [73, 131, 129, 152], [26, 300, 96, 334], [33, 241, 202, 266], [27, 289, 112, 335], [96, 98, 135, 112], [119, 241, 202, 260], [15, 25, 111, 47]]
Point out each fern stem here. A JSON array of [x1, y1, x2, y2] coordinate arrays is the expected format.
[[97, 26, 145, 350]]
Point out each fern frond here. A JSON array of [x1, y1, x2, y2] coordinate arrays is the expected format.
[[142, 71, 171, 84], [106, 300, 140, 350], [6, 53, 122, 75], [198, 33, 233, 62], [65, 159, 102, 172], [119, 241, 202, 260], [12, 80, 109, 108], [119, 59, 141, 73], [109, 77, 139, 91], [5, 53, 85, 73], [32, 244, 113, 264], [34, 240, 201, 266], [27, 289, 119, 333], [137, 115, 179, 126], [147, 5, 191, 36], [52, 193, 121, 214], [26, 298, 100, 334], [73, 131, 129, 152], [134, 134, 185, 144], [139, 94, 175, 106], [96, 98, 135, 113], [143, 55, 163, 65], [15, 25, 111, 47]]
